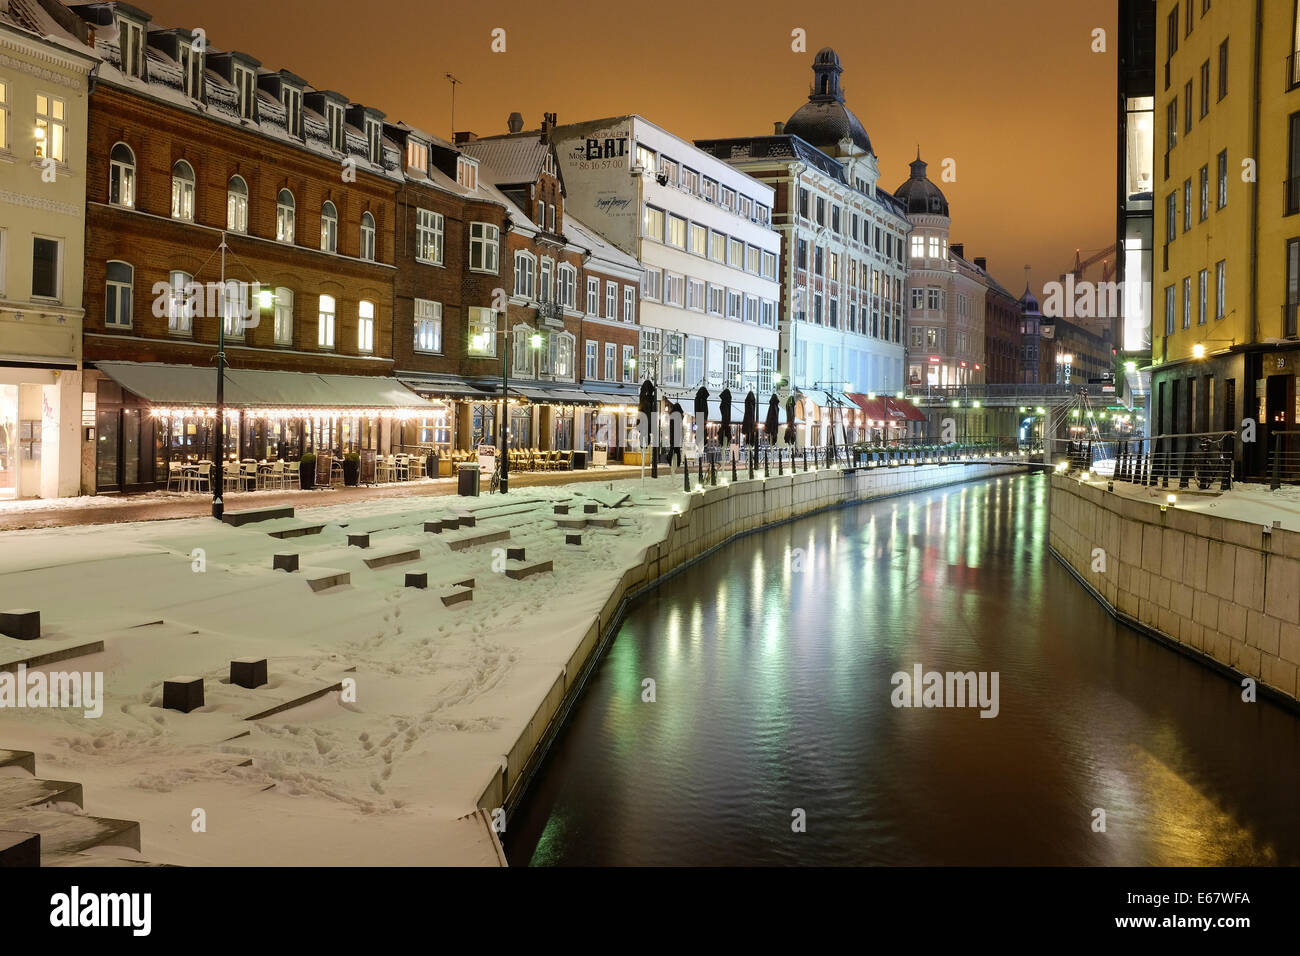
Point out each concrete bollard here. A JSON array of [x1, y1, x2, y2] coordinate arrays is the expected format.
[[163, 676, 204, 713], [506, 547, 525, 560], [230, 658, 268, 689], [405, 572, 428, 589], [347, 533, 370, 549], [0, 609, 40, 641], [272, 553, 299, 573], [566, 533, 582, 545]]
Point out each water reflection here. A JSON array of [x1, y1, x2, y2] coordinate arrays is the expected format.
[[507, 474, 1300, 866]]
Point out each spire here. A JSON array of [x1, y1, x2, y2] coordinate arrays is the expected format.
[[809, 48, 845, 103]]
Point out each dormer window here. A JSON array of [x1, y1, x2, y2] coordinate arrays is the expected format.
[[456, 156, 477, 189], [365, 117, 382, 164], [283, 86, 302, 138], [117, 16, 146, 79], [407, 140, 428, 174], [325, 102, 344, 152], [543, 152, 556, 176], [233, 64, 257, 121], [177, 42, 203, 101]]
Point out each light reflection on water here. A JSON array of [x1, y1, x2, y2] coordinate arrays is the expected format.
[[507, 474, 1300, 866]]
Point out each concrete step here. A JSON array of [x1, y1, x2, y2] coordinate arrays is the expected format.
[[223, 506, 294, 527], [266, 522, 325, 539], [0, 640, 105, 675], [505, 559, 554, 581], [0, 807, 140, 858], [0, 776, 84, 810], [447, 528, 511, 552], [362, 549, 421, 570], [304, 568, 351, 592], [244, 681, 344, 721], [0, 750, 36, 774]]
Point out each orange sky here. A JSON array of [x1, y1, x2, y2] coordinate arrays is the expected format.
[[137, 0, 1117, 297]]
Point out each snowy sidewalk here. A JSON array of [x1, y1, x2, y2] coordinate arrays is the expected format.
[[0, 465, 645, 532], [1078, 474, 1300, 533]]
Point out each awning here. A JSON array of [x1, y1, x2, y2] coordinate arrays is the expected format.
[[890, 397, 927, 422], [398, 372, 493, 400], [95, 361, 438, 411]]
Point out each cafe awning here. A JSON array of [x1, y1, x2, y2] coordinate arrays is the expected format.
[[398, 372, 494, 400], [94, 361, 438, 412]]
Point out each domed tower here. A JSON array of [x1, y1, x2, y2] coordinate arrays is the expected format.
[[784, 48, 880, 192], [894, 151, 950, 264]]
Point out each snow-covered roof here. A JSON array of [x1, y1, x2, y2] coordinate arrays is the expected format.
[[565, 215, 641, 277], [0, 0, 97, 61], [458, 136, 551, 188]]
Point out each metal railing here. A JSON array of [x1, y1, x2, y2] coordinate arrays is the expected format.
[[906, 383, 1097, 404], [1269, 430, 1300, 489], [1077, 431, 1236, 491]]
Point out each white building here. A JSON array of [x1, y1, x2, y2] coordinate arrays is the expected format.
[[697, 47, 911, 425], [552, 116, 782, 416], [0, 0, 97, 500]]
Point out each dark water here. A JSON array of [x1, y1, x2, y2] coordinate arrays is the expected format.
[[505, 473, 1300, 866]]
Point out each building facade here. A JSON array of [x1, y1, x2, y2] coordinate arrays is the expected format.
[[1151, 0, 1300, 477], [72, 1, 421, 493], [551, 114, 781, 448], [695, 49, 911, 448], [0, 0, 96, 499]]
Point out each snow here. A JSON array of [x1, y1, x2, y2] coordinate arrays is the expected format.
[[1079, 475, 1300, 532], [0, 475, 690, 865]]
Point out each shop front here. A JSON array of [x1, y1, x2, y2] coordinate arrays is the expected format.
[[0, 365, 81, 501], [86, 361, 437, 493]]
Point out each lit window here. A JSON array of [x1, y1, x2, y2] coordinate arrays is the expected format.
[[667, 214, 687, 248], [178, 42, 204, 102], [559, 264, 577, 309], [358, 300, 375, 352], [110, 143, 135, 207], [276, 189, 296, 242], [318, 294, 336, 348], [514, 251, 536, 299], [360, 211, 376, 261], [227, 176, 249, 232], [171, 160, 195, 221], [35, 93, 65, 163], [167, 270, 194, 335], [643, 205, 665, 241], [467, 308, 496, 356], [321, 201, 338, 253], [105, 260, 132, 327], [274, 287, 293, 345], [457, 157, 478, 189], [407, 140, 428, 174], [416, 209, 444, 264], [414, 299, 442, 352]]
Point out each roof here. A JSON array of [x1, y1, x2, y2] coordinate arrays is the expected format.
[[783, 47, 874, 156], [564, 214, 641, 274], [1, 0, 96, 59], [458, 136, 551, 187], [894, 154, 949, 217]]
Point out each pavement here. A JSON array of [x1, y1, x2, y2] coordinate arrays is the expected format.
[[0, 464, 657, 531]]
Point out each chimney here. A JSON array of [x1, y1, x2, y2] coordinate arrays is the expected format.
[[507, 112, 524, 134], [951, 243, 964, 260], [774, 121, 785, 135], [540, 111, 557, 139], [454, 131, 478, 144], [974, 256, 987, 271]]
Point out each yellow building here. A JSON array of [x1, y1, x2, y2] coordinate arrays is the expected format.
[[1153, 0, 1300, 477], [0, 0, 95, 499]]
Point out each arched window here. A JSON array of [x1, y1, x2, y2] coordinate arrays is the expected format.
[[360, 211, 376, 261], [552, 332, 575, 381], [276, 188, 295, 243], [512, 324, 535, 376], [227, 176, 249, 233], [273, 287, 294, 345], [170, 160, 195, 221], [105, 260, 133, 328], [320, 200, 338, 253], [109, 143, 135, 207]]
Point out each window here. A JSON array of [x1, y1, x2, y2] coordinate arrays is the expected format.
[[586, 276, 599, 314], [1167, 6, 1179, 60], [623, 344, 636, 383], [360, 212, 376, 261], [725, 343, 742, 386], [744, 295, 758, 324], [1218, 149, 1228, 209], [760, 299, 775, 328], [109, 143, 135, 207], [539, 257, 553, 302], [550, 333, 575, 381], [927, 288, 942, 311], [1198, 269, 1208, 325], [720, 186, 736, 212], [1199, 165, 1209, 221], [709, 230, 726, 261], [643, 205, 665, 242], [623, 286, 635, 323], [1184, 80, 1193, 133], [658, 155, 678, 183], [686, 278, 705, 311], [928, 236, 941, 259], [416, 209, 444, 264], [358, 300, 375, 352], [117, 15, 146, 78], [233, 64, 256, 120], [685, 336, 704, 386], [728, 237, 744, 267], [414, 298, 442, 352], [605, 343, 616, 381], [664, 273, 684, 308], [169, 160, 195, 221], [559, 264, 577, 309], [1199, 60, 1210, 118], [703, 177, 718, 203], [910, 326, 923, 348], [707, 284, 724, 315], [762, 251, 777, 280], [1218, 39, 1228, 101], [1164, 284, 1176, 335], [221, 281, 248, 340], [468, 222, 499, 273], [283, 86, 303, 139], [1183, 178, 1192, 232], [105, 260, 132, 327], [667, 214, 687, 248], [277, 189, 295, 242], [642, 267, 662, 300], [1182, 276, 1192, 328], [1215, 260, 1226, 319], [226, 176, 249, 232], [324, 101, 344, 152], [513, 251, 536, 299], [585, 340, 598, 379], [320, 201, 338, 253], [1167, 99, 1178, 150], [1166, 191, 1178, 242], [727, 290, 742, 320], [317, 295, 337, 348], [606, 280, 618, 318], [274, 287, 293, 345], [467, 308, 496, 356], [635, 144, 655, 172], [815, 196, 825, 225], [167, 270, 194, 335], [32, 237, 59, 299], [407, 139, 428, 174], [1290, 241, 1300, 337], [912, 287, 924, 310], [364, 117, 382, 165], [688, 222, 707, 256], [746, 245, 761, 274], [911, 235, 925, 259]]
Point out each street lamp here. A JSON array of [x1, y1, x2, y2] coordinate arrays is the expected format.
[[471, 315, 515, 494]]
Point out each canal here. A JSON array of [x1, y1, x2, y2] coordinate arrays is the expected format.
[[505, 473, 1300, 866]]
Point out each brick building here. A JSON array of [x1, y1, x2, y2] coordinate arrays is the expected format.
[[70, 1, 428, 492]]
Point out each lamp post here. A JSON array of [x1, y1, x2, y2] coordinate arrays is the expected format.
[[212, 234, 229, 520]]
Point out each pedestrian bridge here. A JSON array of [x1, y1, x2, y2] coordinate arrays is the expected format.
[[905, 384, 1116, 409]]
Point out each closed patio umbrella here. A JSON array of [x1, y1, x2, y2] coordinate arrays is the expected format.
[[693, 387, 709, 452], [764, 394, 780, 443], [719, 388, 733, 445], [637, 379, 655, 447], [784, 395, 797, 445], [742, 391, 757, 446]]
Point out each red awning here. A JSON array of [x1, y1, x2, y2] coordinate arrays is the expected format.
[[888, 397, 927, 422], [846, 393, 923, 424]]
